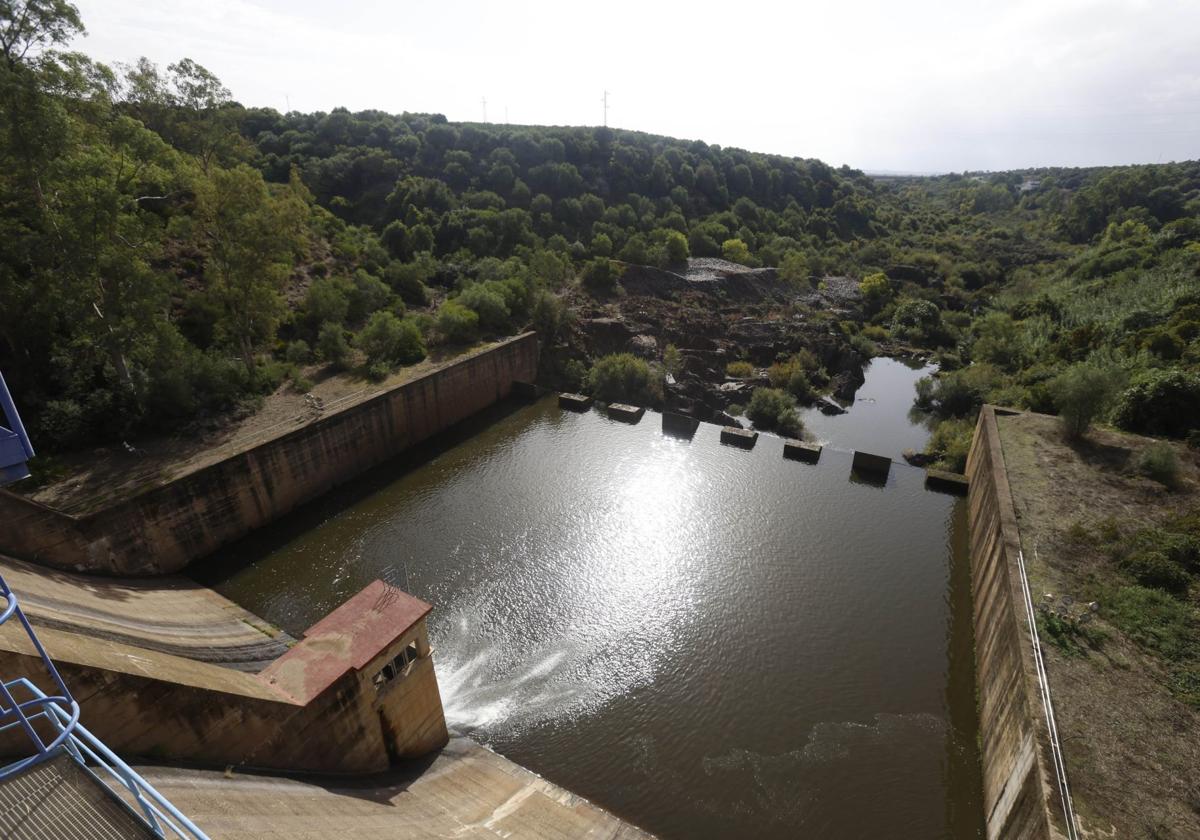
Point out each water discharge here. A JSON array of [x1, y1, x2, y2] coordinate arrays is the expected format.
[[204, 359, 983, 839]]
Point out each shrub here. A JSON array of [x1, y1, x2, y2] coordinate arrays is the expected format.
[[582, 258, 621, 294], [722, 238, 752, 265], [746, 387, 802, 437], [924, 417, 975, 472], [316, 323, 351, 368], [662, 344, 683, 377], [458, 282, 511, 332], [1138, 442, 1181, 489], [1105, 585, 1195, 660], [1113, 369, 1200, 437], [1119, 549, 1190, 593], [586, 353, 662, 404], [663, 230, 689, 264], [778, 251, 809, 286], [861, 324, 889, 342], [531, 291, 568, 344], [767, 357, 813, 400], [1048, 362, 1124, 439], [284, 340, 311, 365], [436, 301, 480, 344], [725, 360, 754, 378], [356, 311, 426, 367]]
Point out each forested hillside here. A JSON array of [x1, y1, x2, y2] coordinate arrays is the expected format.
[[2, 2, 1199, 472]]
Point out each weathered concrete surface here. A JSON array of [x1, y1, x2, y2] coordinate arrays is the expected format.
[[0, 580, 447, 774], [558, 392, 592, 411], [926, 468, 969, 495], [136, 737, 653, 839], [0, 553, 290, 671], [720, 426, 757, 448], [967, 406, 1068, 840], [0, 334, 538, 576], [851, 450, 892, 476], [783, 439, 821, 463], [607, 403, 645, 423]]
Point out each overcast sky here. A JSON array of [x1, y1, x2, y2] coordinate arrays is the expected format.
[[71, 0, 1200, 173]]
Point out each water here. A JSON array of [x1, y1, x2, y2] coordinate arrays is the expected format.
[[800, 356, 936, 459], [201, 359, 983, 839]]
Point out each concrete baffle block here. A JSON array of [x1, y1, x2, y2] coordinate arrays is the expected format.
[[558, 392, 592, 411], [720, 426, 758, 449], [662, 412, 700, 439], [608, 403, 645, 423], [851, 450, 891, 478], [783, 439, 822, 463], [925, 468, 969, 495]]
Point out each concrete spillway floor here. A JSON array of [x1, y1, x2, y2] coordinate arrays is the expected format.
[[0, 753, 157, 840], [0, 555, 291, 671], [136, 737, 654, 839]]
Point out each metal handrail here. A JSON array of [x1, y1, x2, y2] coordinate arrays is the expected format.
[[0, 575, 81, 781], [0, 571, 208, 838], [0, 678, 209, 839]]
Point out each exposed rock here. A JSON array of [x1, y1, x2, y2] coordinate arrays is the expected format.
[[629, 334, 658, 358], [815, 397, 848, 416]]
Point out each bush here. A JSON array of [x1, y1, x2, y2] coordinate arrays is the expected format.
[[582, 258, 621, 294], [746, 387, 802, 437], [316, 323, 351, 368], [531, 291, 568, 344], [725, 360, 754, 378], [587, 353, 662, 404], [1048, 362, 1124, 439], [436, 301, 480, 344], [284, 340, 311, 365], [1138, 442, 1181, 489], [722, 238, 752, 265], [1113, 369, 1200, 438], [663, 230, 689, 264], [1119, 549, 1190, 593], [1105, 585, 1195, 660], [767, 357, 813, 400], [356, 311, 426, 367], [458, 282, 511, 332], [924, 417, 975, 472]]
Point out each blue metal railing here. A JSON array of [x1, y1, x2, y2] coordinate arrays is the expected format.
[[0, 370, 34, 485], [0, 574, 208, 839]]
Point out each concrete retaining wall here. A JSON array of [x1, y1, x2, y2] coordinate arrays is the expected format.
[[966, 406, 1067, 840], [0, 334, 538, 576]]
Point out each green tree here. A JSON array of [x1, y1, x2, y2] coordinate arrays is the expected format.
[[355, 310, 425, 367], [194, 165, 308, 377], [722, 238, 752, 265], [1049, 363, 1124, 439], [436, 300, 479, 343], [746, 387, 802, 437], [663, 229, 689, 264], [587, 353, 662, 404]]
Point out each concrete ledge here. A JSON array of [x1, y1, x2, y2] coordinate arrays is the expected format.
[[851, 450, 892, 476], [925, 468, 969, 495], [720, 426, 758, 449], [558, 393, 592, 411], [783, 440, 822, 463], [662, 412, 700, 439], [608, 403, 645, 423]]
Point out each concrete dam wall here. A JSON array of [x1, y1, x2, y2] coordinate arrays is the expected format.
[[0, 333, 539, 576], [966, 405, 1068, 840]]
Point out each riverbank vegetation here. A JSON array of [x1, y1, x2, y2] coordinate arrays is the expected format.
[[2, 2, 1198, 466]]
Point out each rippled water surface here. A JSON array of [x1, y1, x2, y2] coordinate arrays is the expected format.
[[205, 362, 982, 839]]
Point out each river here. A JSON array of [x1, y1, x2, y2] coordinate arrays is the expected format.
[[201, 357, 983, 839]]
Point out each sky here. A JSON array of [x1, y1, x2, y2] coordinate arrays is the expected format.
[[71, 0, 1200, 173]]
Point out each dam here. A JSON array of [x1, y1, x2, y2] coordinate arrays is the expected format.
[[197, 357, 985, 839]]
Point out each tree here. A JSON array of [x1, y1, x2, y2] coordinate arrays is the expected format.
[[587, 353, 662, 404], [859, 272, 891, 310], [355, 310, 425, 367], [0, 1, 84, 68], [722, 238, 752, 265], [436, 300, 479, 344], [663, 230, 689, 264], [778, 251, 809, 285], [194, 165, 308, 377], [1049, 363, 1124, 440], [746, 387, 802, 437], [316, 322, 351, 368]]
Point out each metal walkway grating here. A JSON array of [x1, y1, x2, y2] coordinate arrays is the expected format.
[[0, 753, 157, 839]]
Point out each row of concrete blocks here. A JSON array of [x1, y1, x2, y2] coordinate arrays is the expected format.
[[556, 393, 968, 494]]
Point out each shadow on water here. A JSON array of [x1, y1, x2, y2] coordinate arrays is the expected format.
[[190, 396, 531, 591]]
